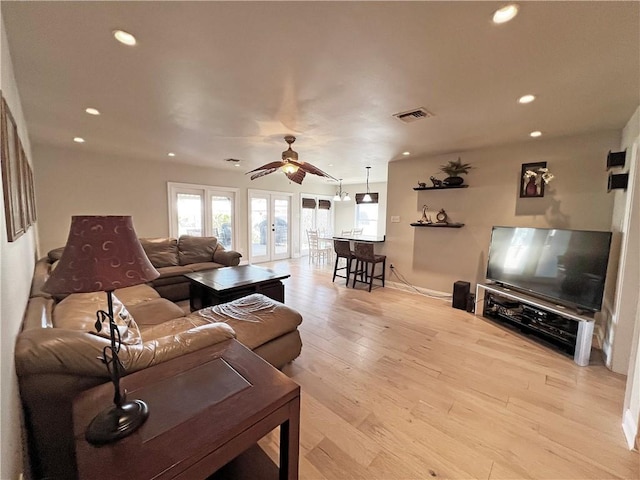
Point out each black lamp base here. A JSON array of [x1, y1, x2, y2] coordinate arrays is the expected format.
[[85, 399, 149, 445]]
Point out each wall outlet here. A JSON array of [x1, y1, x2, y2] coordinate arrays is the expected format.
[[391, 215, 400, 223]]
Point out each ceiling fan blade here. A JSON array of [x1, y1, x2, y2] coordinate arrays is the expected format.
[[246, 160, 285, 174], [290, 160, 337, 181], [250, 168, 278, 180], [285, 169, 306, 184]]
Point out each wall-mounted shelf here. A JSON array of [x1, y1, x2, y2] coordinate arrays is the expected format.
[[410, 222, 464, 228], [413, 185, 469, 191]]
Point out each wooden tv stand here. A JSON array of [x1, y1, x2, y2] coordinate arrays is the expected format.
[[475, 283, 595, 366]]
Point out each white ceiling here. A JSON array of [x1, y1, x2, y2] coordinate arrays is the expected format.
[[2, 1, 639, 185]]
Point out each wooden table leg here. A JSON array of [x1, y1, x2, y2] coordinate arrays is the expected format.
[[279, 396, 300, 480]]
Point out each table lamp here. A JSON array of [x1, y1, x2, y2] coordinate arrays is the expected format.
[[43, 216, 159, 445]]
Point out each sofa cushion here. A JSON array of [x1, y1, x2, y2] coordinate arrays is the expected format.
[[140, 238, 179, 268], [213, 245, 242, 266], [138, 316, 210, 341], [155, 265, 192, 280], [114, 284, 160, 306], [188, 262, 226, 272], [178, 236, 217, 265], [53, 292, 141, 345], [128, 298, 187, 326], [187, 293, 302, 349]]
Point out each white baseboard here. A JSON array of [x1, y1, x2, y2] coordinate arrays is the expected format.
[[386, 280, 451, 302], [622, 408, 638, 450]]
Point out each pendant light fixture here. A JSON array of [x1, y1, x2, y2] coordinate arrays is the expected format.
[[362, 167, 372, 202], [333, 179, 351, 202]]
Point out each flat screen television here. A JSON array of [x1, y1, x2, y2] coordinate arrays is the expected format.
[[486, 226, 612, 313]]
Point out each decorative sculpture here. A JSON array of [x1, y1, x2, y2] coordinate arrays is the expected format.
[[430, 176, 443, 188], [419, 205, 432, 224]]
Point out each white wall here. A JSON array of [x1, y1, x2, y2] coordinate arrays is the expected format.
[[33, 144, 336, 257], [0, 13, 37, 480], [384, 130, 619, 295]]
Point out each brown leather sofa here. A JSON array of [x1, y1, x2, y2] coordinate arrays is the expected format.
[[140, 236, 242, 301], [47, 235, 243, 302], [16, 251, 302, 480]]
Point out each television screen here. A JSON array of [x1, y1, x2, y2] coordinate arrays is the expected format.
[[486, 227, 612, 313]]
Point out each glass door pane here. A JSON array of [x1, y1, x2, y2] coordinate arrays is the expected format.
[[272, 196, 290, 259], [177, 193, 203, 237], [250, 196, 269, 262], [210, 195, 233, 249], [316, 208, 331, 236], [300, 208, 314, 254]]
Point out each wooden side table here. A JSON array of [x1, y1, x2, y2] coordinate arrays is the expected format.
[[73, 339, 300, 480]]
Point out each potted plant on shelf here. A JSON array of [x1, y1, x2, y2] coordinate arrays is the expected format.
[[440, 157, 472, 186]]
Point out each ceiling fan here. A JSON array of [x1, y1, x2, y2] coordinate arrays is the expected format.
[[246, 135, 336, 185]]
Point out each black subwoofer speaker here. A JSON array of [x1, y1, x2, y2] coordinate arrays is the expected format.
[[452, 281, 470, 310]]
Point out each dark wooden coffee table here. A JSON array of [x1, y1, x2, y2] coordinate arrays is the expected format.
[[73, 339, 300, 480], [185, 265, 291, 311]]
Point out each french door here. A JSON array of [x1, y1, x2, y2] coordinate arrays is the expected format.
[[248, 191, 291, 263], [168, 183, 238, 250]]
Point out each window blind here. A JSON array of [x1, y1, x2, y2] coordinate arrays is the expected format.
[[355, 193, 379, 204], [302, 198, 317, 209]]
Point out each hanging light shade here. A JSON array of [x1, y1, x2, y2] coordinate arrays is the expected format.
[[362, 167, 372, 203], [334, 179, 350, 202]]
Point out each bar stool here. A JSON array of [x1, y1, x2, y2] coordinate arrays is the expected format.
[[352, 242, 386, 292], [332, 240, 355, 285]]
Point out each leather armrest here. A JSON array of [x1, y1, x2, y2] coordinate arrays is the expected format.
[[15, 323, 236, 377], [213, 247, 242, 266]]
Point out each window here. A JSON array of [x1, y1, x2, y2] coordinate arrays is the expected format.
[[355, 203, 378, 236], [355, 192, 379, 236], [300, 195, 333, 253], [168, 183, 238, 250]]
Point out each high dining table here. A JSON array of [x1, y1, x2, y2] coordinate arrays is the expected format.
[[330, 234, 385, 243]]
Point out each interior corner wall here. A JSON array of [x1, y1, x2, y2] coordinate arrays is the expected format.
[[383, 129, 619, 300], [603, 106, 640, 375], [32, 145, 335, 257], [0, 12, 37, 480], [616, 105, 640, 448]]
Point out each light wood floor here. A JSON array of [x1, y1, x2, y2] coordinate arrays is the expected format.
[[258, 258, 638, 479]]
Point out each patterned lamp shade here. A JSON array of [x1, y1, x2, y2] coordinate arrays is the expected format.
[[43, 216, 160, 294]]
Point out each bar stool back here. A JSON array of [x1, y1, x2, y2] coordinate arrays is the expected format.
[[332, 240, 354, 285], [352, 242, 386, 292]]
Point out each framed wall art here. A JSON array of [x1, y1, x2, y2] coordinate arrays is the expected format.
[[1, 94, 26, 241], [520, 161, 547, 198]]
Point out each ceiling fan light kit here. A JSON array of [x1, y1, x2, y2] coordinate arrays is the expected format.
[[246, 136, 336, 185]]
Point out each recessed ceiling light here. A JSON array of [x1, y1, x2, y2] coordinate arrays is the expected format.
[[493, 4, 519, 24], [113, 30, 137, 46], [518, 94, 536, 104], [85, 107, 100, 115], [328, 164, 333, 167], [168, 152, 176, 157], [402, 151, 411, 156], [73, 137, 85, 143], [530, 131, 542, 137], [234, 163, 240, 167]]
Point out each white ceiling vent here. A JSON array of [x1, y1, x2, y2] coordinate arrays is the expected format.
[[392, 107, 433, 124]]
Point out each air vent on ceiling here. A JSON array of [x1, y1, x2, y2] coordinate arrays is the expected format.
[[224, 158, 241, 164], [393, 107, 433, 124]]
